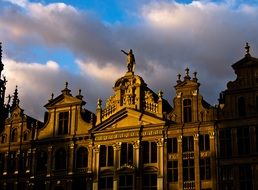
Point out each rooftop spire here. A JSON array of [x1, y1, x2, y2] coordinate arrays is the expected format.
[[11, 86, 19, 109], [245, 42, 250, 57], [0, 42, 4, 76]]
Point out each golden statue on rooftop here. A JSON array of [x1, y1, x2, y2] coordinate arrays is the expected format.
[[121, 49, 135, 72]]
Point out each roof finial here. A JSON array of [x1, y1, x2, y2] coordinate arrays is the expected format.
[[245, 42, 250, 56], [76, 89, 83, 100], [61, 81, 71, 95], [184, 67, 191, 80]]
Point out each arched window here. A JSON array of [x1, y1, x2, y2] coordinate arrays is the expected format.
[[238, 97, 246, 116], [1, 135, 6, 144], [36, 150, 47, 172], [58, 112, 69, 135], [55, 148, 66, 170], [76, 147, 88, 168], [183, 99, 192, 122], [11, 128, 18, 142]]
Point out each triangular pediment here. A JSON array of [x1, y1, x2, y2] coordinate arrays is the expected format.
[[92, 108, 165, 133], [45, 94, 84, 109]]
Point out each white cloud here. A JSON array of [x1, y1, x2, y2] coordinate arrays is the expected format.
[[1, 0, 258, 118], [3, 0, 28, 7]]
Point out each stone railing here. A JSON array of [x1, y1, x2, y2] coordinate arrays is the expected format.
[[183, 181, 195, 190], [144, 102, 158, 113], [102, 105, 117, 120], [182, 151, 194, 160]]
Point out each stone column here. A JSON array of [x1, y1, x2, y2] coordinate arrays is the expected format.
[[45, 181, 50, 190], [133, 140, 141, 190], [14, 150, 20, 175], [92, 145, 100, 190], [68, 143, 74, 175], [31, 148, 36, 178], [3, 152, 8, 175], [209, 131, 217, 190], [177, 135, 183, 190], [194, 133, 200, 190], [113, 142, 121, 190], [46, 146, 52, 177], [157, 138, 164, 190], [14, 181, 18, 190], [88, 142, 93, 172], [67, 179, 73, 190]]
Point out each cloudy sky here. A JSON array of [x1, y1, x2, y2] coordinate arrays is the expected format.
[[0, 0, 258, 120]]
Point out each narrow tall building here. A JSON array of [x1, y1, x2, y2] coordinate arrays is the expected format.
[[217, 43, 258, 190]]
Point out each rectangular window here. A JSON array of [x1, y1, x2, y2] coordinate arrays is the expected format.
[[219, 129, 232, 158], [99, 176, 113, 190], [167, 161, 178, 182], [120, 143, 133, 166], [167, 138, 177, 153], [183, 159, 195, 181], [142, 141, 157, 164], [219, 166, 233, 190], [200, 158, 211, 180], [183, 136, 194, 152], [99, 145, 113, 167], [183, 99, 192, 122], [237, 127, 250, 155], [58, 112, 69, 135], [143, 174, 157, 190], [239, 165, 253, 190], [119, 174, 133, 190], [199, 134, 210, 151]]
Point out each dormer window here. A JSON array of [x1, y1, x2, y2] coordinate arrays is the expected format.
[[183, 99, 192, 122], [58, 112, 69, 135]]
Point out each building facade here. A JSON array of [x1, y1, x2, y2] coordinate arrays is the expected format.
[[0, 43, 257, 190]]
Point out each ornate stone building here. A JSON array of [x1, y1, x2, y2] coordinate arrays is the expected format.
[[0, 43, 257, 190]]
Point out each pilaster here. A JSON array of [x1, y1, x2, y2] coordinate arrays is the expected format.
[[177, 135, 183, 190], [113, 142, 121, 190], [68, 143, 74, 175], [194, 133, 200, 190], [92, 145, 100, 190], [209, 131, 217, 190], [133, 140, 141, 190], [46, 146, 52, 177], [3, 152, 8, 175], [157, 138, 164, 190], [31, 148, 36, 178], [14, 150, 20, 174]]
